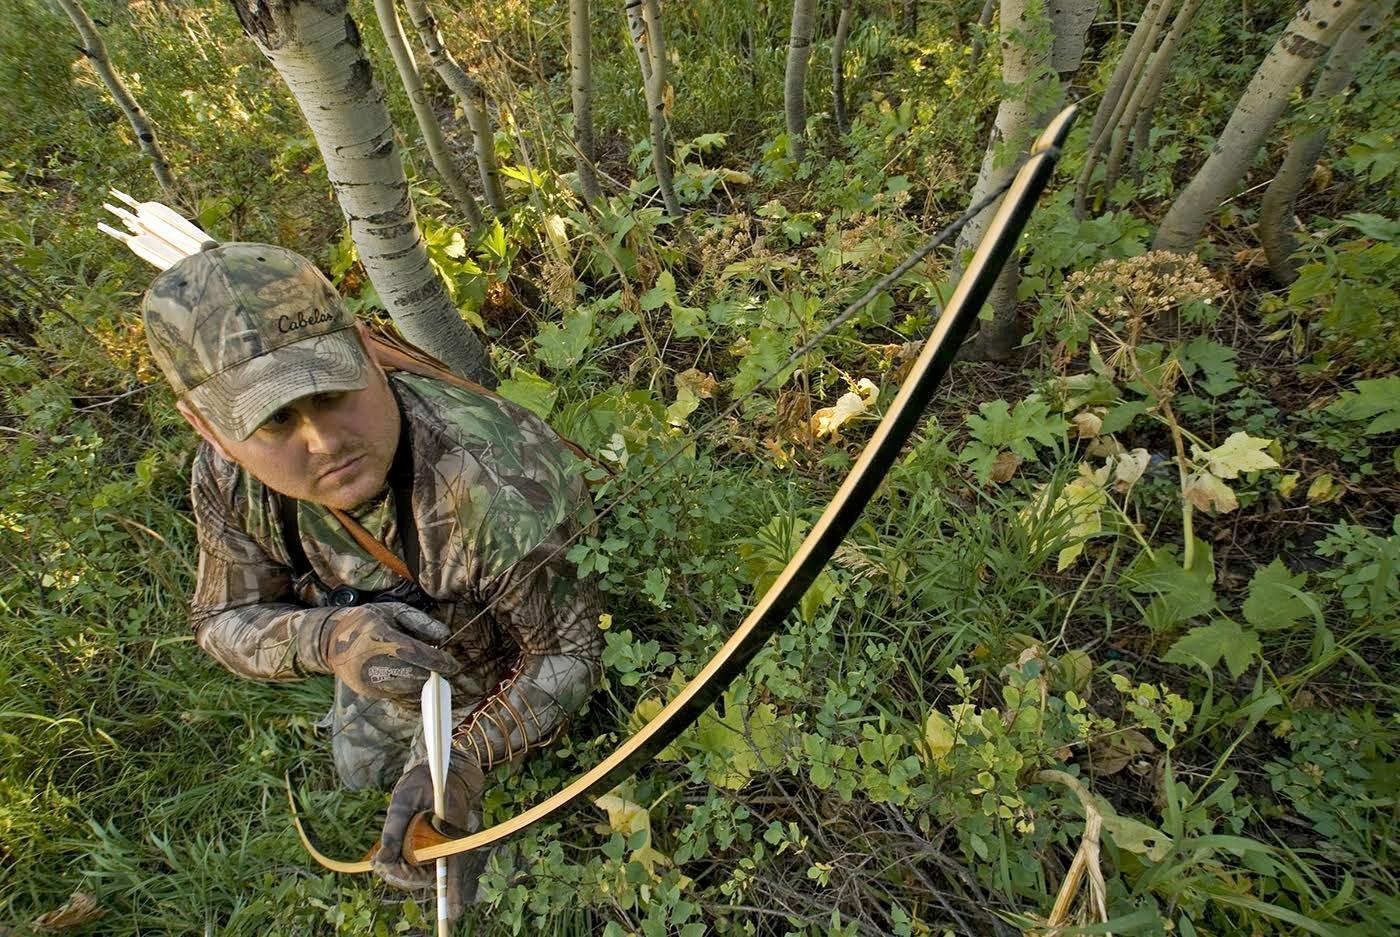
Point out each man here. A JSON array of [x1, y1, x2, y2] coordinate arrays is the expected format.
[[142, 241, 604, 914]]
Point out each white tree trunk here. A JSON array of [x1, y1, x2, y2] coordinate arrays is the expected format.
[[1109, 0, 1203, 190], [831, 0, 853, 135], [569, 0, 602, 203], [1154, 0, 1371, 252], [1074, 0, 1174, 218], [55, 0, 176, 192], [371, 0, 483, 226], [784, 0, 817, 160], [632, 0, 681, 217], [1258, 0, 1393, 283], [955, 0, 1096, 359], [401, 0, 508, 215], [229, 0, 494, 385]]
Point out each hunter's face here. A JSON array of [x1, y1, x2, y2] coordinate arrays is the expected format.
[[178, 329, 400, 511]]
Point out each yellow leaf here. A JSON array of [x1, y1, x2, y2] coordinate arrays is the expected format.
[[1307, 473, 1339, 503], [719, 169, 753, 185], [1071, 409, 1104, 438], [1276, 472, 1299, 498], [30, 891, 102, 932], [811, 379, 879, 439], [1194, 432, 1280, 479], [923, 710, 956, 764], [1112, 448, 1150, 492], [598, 612, 613, 631], [1183, 471, 1238, 514]]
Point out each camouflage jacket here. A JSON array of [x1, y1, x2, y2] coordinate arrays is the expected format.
[[189, 372, 604, 770]]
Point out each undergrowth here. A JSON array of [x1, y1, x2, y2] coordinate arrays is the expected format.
[[1, 1, 1397, 935]]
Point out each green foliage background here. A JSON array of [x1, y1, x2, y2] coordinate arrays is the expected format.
[[1, 1, 1397, 934]]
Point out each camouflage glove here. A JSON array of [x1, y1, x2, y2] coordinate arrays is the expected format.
[[321, 603, 460, 701], [373, 759, 488, 917]]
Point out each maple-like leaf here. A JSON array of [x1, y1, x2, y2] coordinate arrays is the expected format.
[[1193, 432, 1279, 479]]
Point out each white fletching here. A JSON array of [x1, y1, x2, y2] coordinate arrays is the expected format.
[[421, 672, 452, 820], [420, 671, 453, 935], [98, 189, 215, 270]]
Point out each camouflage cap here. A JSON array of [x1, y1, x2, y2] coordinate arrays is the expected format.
[[142, 243, 370, 441]]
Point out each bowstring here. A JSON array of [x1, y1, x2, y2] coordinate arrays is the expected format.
[[322, 175, 1017, 747]]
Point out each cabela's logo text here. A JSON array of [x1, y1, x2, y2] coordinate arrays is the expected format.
[[277, 308, 336, 334]]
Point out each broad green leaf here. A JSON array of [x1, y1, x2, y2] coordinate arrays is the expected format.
[[1164, 619, 1260, 678], [1194, 432, 1279, 479], [1242, 559, 1311, 631], [1179, 336, 1239, 396], [496, 368, 557, 419], [1124, 544, 1216, 631], [534, 307, 595, 371], [1325, 377, 1400, 435], [1099, 808, 1173, 862], [964, 397, 1066, 459], [1100, 399, 1148, 434]]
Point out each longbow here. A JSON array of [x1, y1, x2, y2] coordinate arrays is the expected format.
[[289, 105, 1078, 872]]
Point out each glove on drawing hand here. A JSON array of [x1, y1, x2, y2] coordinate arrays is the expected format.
[[321, 603, 460, 700], [373, 759, 488, 917]]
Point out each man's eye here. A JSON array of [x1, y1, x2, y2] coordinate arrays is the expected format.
[[260, 410, 292, 430], [311, 392, 345, 406]]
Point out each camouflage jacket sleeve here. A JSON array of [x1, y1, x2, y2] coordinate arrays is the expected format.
[[450, 517, 605, 772], [188, 445, 336, 680]]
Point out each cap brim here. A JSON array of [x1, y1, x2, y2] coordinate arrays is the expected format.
[[184, 328, 370, 441]]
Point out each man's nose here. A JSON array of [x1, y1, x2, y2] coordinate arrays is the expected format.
[[300, 416, 344, 455]]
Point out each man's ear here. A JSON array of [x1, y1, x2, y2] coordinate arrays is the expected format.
[[176, 398, 236, 463]]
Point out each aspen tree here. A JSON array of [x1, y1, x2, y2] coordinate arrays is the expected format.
[[1155, 0, 1371, 252], [1258, 0, 1393, 283], [55, 0, 175, 193], [784, 0, 817, 160], [228, 0, 494, 385], [625, 0, 681, 217], [570, 0, 602, 203], [952, 0, 1096, 359], [401, 0, 508, 215], [832, 0, 853, 136], [371, 0, 483, 226]]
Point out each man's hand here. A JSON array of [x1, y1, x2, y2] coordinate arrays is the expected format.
[[373, 760, 488, 917], [321, 603, 460, 700]]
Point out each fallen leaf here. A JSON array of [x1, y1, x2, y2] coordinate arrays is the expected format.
[[1183, 471, 1238, 514], [675, 367, 718, 399], [1090, 727, 1155, 777], [1071, 409, 1104, 438], [990, 450, 1023, 482], [811, 379, 878, 439], [31, 892, 102, 933], [1307, 473, 1339, 503], [1112, 448, 1150, 492]]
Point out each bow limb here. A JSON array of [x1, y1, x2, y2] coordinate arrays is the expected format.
[[294, 105, 1078, 872]]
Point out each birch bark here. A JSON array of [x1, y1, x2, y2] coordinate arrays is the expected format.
[[570, 0, 603, 203], [1154, 0, 1371, 252], [401, 0, 508, 215], [55, 0, 176, 193], [784, 0, 818, 160], [371, 0, 483, 226], [1258, 0, 1393, 283], [228, 0, 494, 385]]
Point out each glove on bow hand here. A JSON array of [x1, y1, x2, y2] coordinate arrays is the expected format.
[[373, 759, 488, 917], [321, 602, 461, 700]]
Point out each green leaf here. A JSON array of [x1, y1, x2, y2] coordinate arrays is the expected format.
[[1178, 336, 1238, 397], [1242, 559, 1311, 631], [1124, 544, 1216, 631], [1193, 432, 1280, 479], [1099, 399, 1148, 434], [1164, 619, 1260, 678], [1325, 377, 1400, 435], [964, 397, 1066, 459], [534, 307, 595, 371], [496, 368, 557, 419]]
